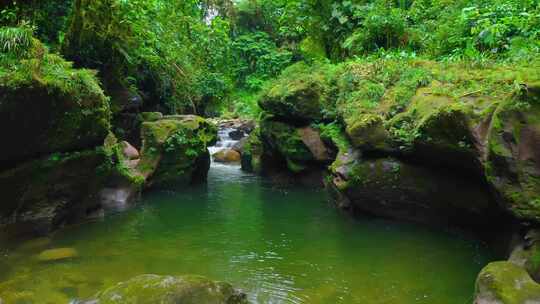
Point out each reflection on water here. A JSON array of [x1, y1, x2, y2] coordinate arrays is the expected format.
[[0, 163, 493, 303]]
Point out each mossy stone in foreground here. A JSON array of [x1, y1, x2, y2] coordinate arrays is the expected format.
[[91, 274, 248, 304], [138, 115, 217, 188], [475, 262, 540, 304]]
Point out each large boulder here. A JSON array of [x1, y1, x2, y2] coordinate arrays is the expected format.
[[137, 115, 217, 189], [328, 155, 499, 226], [259, 119, 316, 173], [0, 149, 113, 236], [258, 63, 330, 123], [87, 274, 248, 304], [213, 149, 241, 163], [484, 96, 540, 221], [0, 32, 111, 169], [474, 262, 540, 304]]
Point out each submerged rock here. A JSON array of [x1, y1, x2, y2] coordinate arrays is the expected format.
[[213, 149, 241, 163], [37, 248, 79, 262], [475, 261, 540, 304], [138, 115, 217, 189], [86, 274, 248, 304]]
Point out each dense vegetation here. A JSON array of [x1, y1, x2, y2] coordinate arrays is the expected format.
[[1, 0, 538, 120]]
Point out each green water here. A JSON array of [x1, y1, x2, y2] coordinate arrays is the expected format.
[[0, 163, 492, 304]]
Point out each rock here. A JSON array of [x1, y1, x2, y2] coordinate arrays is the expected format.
[[232, 137, 248, 154], [137, 115, 217, 189], [484, 97, 540, 221], [298, 127, 331, 162], [0, 150, 114, 236], [259, 62, 327, 123], [241, 129, 264, 174], [259, 119, 315, 173], [87, 274, 248, 304], [99, 187, 139, 211], [509, 229, 540, 282], [213, 149, 241, 163], [0, 38, 111, 170], [121, 141, 140, 160], [37, 248, 79, 262], [229, 130, 245, 140], [474, 261, 540, 304], [345, 114, 391, 152], [328, 156, 499, 226]]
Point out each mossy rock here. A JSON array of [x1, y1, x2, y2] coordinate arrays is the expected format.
[[258, 62, 331, 123], [475, 261, 540, 304], [138, 115, 217, 189], [484, 98, 540, 222], [0, 36, 111, 169], [0, 149, 114, 236], [328, 156, 497, 226], [89, 274, 248, 304], [345, 113, 391, 151], [241, 128, 264, 174], [37, 248, 79, 262], [260, 119, 314, 173]]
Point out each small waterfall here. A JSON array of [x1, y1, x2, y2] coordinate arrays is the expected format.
[[208, 126, 240, 156]]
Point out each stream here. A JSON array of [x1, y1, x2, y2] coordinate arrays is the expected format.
[[0, 128, 494, 304]]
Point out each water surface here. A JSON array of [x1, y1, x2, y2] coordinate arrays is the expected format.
[[0, 162, 492, 303]]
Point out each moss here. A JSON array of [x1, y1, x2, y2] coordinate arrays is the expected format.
[[345, 114, 390, 150], [260, 118, 314, 173], [317, 121, 351, 153], [475, 262, 540, 304], [93, 274, 248, 304], [258, 62, 336, 123], [138, 116, 217, 188], [0, 27, 111, 167], [140, 112, 164, 122], [241, 127, 264, 173]]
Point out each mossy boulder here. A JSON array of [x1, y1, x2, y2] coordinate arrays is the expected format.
[[484, 97, 540, 222], [475, 262, 540, 304], [509, 229, 540, 282], [138, 115, 217, 189], [345, 113, 391, 151], [0, 149, 113, 235], [0, 30, 111, 169], [258, 62, 331, 123], [37, 248, 79, 262], [328, 156, 498, 226], [259, 119, 315, 173], [240, 128, 264, 174], [88, 274, 248, 304]]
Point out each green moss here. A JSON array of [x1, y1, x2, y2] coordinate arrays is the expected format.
[[0, 26, 111, 165], [258, 62, 337, 123], [260, 119, 314, 172], [138, 116, 217, 188], [93, 274, 248, 304], [475, 262, 540, 304]]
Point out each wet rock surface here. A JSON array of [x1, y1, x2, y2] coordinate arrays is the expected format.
[[84, 274, 248, 304]]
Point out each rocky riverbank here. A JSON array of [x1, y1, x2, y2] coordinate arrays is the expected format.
[[238, 60, 540, 302]]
